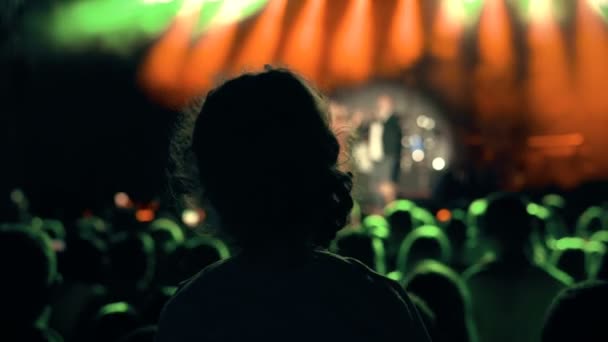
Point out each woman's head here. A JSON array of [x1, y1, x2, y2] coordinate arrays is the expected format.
[[188, 68, 353, 253]]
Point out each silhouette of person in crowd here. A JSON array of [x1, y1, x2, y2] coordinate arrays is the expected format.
[[542, 280, 608, 342], [0, 224, 62, 341], [404, 260, 478, 342], [157, 68, 430, 342], [464, 193, 572, 342]]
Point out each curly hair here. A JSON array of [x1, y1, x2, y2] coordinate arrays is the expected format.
[[170, 68, 353, 253]]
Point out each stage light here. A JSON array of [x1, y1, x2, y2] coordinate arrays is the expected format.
[[281, 0, 326, 82], [412, 149, 425, 162], [478, 0, 514, 70], [385, 0, 423, 71], [182, 209, 201, 227], [329, 0, 374, 84], [589, 0, 608, 21], [432, 157, 446, 171], [136, 209, 155, 222], [436, 209, 452, 223], [232, 0, 287, 72], [114, 192, 131, 208]]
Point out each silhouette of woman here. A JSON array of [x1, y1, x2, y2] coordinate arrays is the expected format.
[[157, 68, 430, 341]]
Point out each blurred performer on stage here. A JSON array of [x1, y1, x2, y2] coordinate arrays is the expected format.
[[369, 95, 402, 210]]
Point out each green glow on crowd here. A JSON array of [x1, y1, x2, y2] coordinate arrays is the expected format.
[[363, 215, 390, 239], [384, 200, 416, 217], [98, 302, 131, 316]]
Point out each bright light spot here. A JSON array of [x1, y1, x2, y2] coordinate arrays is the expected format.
[[432, 157, 446, 170], [436, 208, 452, 222], [178, 0, 205, 16], [416, 115, 427, 128], [182, 209, 201, 227], [136, 209, 155, 222], [114, 192, 131, 208], [412, 149, 425, 162], [416, 115, 436, 130], [589, 0, 608, 20], [528, 0, 553, 21], [142, 0, 174, 4]]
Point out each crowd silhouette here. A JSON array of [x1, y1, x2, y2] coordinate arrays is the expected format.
[[2, 69, 608, 341]]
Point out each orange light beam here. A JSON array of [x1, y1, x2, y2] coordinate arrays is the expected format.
[[232, 0, 287, 73], [527, 0, 573, 117], [328, 0, 374, 84], [478, 0, 514, 71], [576, 0, 608, 115], [138, 1, 203, 105], [280, 0, 326, 83], [385, 0, 423, 71], [179, 23, 239, 100], [431, 0, 466, 59]]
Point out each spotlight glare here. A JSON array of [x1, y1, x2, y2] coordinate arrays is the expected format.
[[114, 192, 131, 208], [432, 157, 446, 170], [412, 149, 425, 162], [182, 209, 201, 227]]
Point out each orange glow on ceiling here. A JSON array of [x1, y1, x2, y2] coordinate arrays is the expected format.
[[527, 0, 574, 118], [138, 8, 201, 105], [384, 0, 423, 72], [478, 0, 514, 70], [328, 0, 374, 84], [181, 23, 238, 99], [431, 0, 465, 59], [232, 0, 287, 73], [576, 0, 608, 115], [280, 0, 326, 83]]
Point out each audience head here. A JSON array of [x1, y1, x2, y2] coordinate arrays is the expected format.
[[117, 326, 158, 342], [60, 233, 108, 284], [551, 237, 597, 282], [376, 94, 394, 120], [404, 260, 475, 342], [397, 225, 451, 274], [576, 206, 605, 239], [86, 302, 142, 342], [187, 68, 353, 255], [480, 193, 533, 259], [542, 281, 608, 342], [332, 231, 386, 273], [362, 215, 390, 240], [591, 231, 608, 280], [0, 224, 58, 328], [384, 200, 415, 240], [150, 218, 184, 251], [178, 236, 230, 279], [107, 232, 155, 295]]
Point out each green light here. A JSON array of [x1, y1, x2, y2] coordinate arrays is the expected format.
[[469, 198, 488, 216], [554, 237, 586, 251], [48, 0, 268, 53], [98, 302, 131, 316], [151, 218, 185, 243], [576, 206, 604, 237], [384, 200, 416, 217], [412, 207, 436, 226], [396, 225, 452, 274], [462, 0, 484, 18], [590, 0, 608, 21], [542, 194, 566, 209], [363, 215, 390, 239]]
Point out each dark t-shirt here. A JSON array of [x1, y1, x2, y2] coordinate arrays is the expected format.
[[157, 250, 430, 342]]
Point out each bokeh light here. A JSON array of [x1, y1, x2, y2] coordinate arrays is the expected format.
[[432, 157, 446, 171], [412, 149, 425, 162]]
